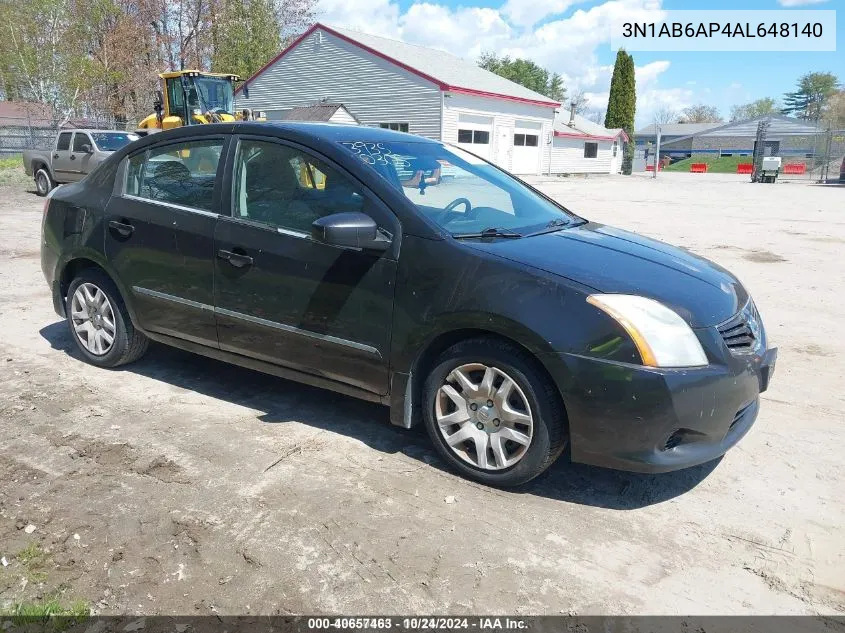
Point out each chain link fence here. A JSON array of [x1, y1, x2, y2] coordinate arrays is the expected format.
[[764, 128, 845, 183], [0, 117, 128, 155]]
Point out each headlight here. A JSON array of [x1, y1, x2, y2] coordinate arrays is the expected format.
[[586, 294, 708, 368]]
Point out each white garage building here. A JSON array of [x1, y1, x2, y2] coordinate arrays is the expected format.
[[236, 23, 624, 176]]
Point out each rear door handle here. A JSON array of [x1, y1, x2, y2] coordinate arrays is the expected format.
[[70, 154, 76, 160], [53, 153, 59, 159], [217, 249, 253, 268], [108, 220, 134, 237]]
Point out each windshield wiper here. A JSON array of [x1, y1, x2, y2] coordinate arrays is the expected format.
[[452, 227, 523, 239]]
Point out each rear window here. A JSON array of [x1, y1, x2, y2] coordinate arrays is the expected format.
[[92, 132, 139, 152]]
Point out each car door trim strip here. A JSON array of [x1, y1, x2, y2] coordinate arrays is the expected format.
[[214, 307, 382, 358], [122, 194, 219, 218], [132, 286, 380, 358]]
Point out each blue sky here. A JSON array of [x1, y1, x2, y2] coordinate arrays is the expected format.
[[316, 0, 843, 127]]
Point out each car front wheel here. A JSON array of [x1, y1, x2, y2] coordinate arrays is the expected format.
[[423, 338, 567, 487], [35, 168, 53, 196], [66, 270, 149, 368]]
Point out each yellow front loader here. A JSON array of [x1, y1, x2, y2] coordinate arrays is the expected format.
[[137, 70, 264, 132]]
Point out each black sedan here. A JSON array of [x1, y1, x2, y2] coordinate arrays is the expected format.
[[40, 123, 777, 487]]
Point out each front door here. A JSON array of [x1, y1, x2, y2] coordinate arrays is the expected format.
[[105, 136, 226, 346], [69, 132, 95, 182], [52, 131, 75, 182], [213, 136, 398, 395]]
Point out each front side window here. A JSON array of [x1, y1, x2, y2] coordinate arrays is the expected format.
[[124, 139, 223, 211], [339, 141, 577, 236], [72, 133, 91, 152], [57, 133, 72, 151], [233, 140, 365, 234], [584, 142, 598, 158]]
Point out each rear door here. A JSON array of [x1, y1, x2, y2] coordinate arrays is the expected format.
[[105, 136, 227, 346], [213, 135, 399, 395], [52, 132, 75, 182]]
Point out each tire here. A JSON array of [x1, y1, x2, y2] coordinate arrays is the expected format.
[[422, 337, 567, 487], [35, 168, 53, 197], [66, 269, 149, 368]]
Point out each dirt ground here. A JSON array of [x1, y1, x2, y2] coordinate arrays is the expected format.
[[0, 171, 843, 616]]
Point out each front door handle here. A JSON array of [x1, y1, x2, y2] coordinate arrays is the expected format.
[[108, 220, 134, 237], [217, 249, 253, 268], [70, 154, 76, 160], [53, 153, 59, 159]]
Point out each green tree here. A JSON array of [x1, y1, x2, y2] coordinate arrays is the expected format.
[[782, 72, 839, 121], [604, 49, 635, 174], [211, 0, 281, 81], [730, 97, 779, 121], [478, 52, 566, 102], [678, 104, 722, 123], [0, 0, 90, 123]]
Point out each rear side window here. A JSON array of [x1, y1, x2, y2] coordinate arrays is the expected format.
[[124, 139, 223, 212], [57, 133, 72, 151]]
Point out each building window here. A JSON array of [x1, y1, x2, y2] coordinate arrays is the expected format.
[[584, 142, 598, 158], [514, 134, 538, 146], [612, 141, 618, 157], [458, 129, 490, 145], [379, 122, 409, 132]]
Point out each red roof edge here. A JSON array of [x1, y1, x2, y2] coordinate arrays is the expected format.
[[446, 86, 559, 108], [235, 23, 560, 109]]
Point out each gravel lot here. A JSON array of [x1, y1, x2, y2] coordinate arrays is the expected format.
[[0, 171, 843, 616]]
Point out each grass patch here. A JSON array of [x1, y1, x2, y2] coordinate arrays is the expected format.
[[1, 600, 89, 631], [664, 155, 752, 173], [0, 154, 29, 186], [15, 542, 48, 583]]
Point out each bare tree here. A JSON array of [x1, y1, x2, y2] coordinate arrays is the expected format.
[[653, 105, 678, 124]]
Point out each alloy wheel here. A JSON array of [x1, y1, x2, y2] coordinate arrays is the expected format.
[[36, 171, 49, 195], [435, 363, 534, 471], [70, 283, 117, 356]]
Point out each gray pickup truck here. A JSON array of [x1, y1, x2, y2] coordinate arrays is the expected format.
[[23, 129, 139, 196]]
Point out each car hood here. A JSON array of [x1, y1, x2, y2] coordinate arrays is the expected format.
[[465, 222, 748, 328]]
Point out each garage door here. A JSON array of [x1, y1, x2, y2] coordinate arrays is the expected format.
[[455, 113, 493, 162], [511, 121, 542, 175]]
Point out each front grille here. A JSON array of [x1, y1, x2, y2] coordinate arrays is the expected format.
[[717, 300, 762, 353]]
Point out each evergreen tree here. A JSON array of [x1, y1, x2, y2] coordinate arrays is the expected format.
[[782, 72, 839, 121], [605, 49, 636, 174]]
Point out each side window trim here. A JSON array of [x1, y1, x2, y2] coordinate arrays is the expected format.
[[119, 135, 229, 215], [224, 134, 402, 242]]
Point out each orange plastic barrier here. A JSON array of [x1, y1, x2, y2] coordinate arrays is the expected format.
[[736, 163, 753, 174], [690, 163, 708, 173], [783, 163, 806, 175], [645, 164, 660, 171]]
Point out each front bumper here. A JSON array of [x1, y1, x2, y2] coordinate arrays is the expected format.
[[552, 344, 777, 474]]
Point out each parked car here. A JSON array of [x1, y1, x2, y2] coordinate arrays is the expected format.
[[23, 129, 139, 196], [41, 123, 778, 487]]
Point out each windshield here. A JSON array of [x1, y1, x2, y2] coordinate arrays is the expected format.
[[338, 141, 577, 236], [91, 132, 139, 152], [192, 76, 234, 114]]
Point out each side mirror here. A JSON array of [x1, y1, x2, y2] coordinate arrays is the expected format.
[[80, 143, 92, 154], [311, 212, 390, 252], [154, 90, 164, 112]]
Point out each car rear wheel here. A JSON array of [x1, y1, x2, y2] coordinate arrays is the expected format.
[[66, 270, 148, 368], [422, 338, 567, 487], [35, 168, 53, 196]]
